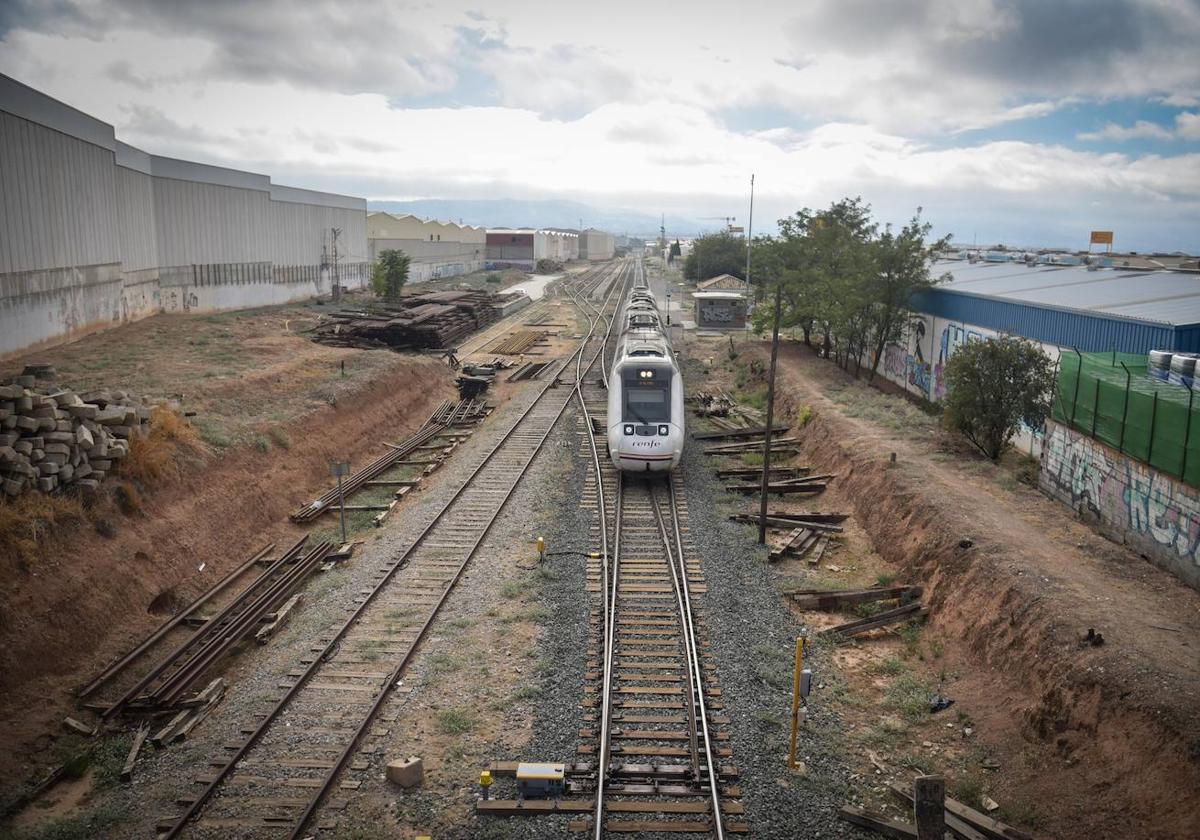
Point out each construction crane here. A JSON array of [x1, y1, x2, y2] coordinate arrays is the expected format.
[[698, 216, 740, 233]]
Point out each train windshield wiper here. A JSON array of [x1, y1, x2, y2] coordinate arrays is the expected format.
[[627, 407, 650, 425]]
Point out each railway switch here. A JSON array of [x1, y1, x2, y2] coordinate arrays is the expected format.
[[515, 762, 566, 798]]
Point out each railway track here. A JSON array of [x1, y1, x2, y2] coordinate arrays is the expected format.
[[74, 400, 490, 724], [157, 259, 630, 839], [455, 265, 600, 357], [575, 257, 746, 836]]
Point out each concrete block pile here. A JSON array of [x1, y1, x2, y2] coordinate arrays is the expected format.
[[0, 366, 152, 497]]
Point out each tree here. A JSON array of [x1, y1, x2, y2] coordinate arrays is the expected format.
[[668, 240, 682, 263], [774, 197, 876, 366], [941, 336, 1055, 460], [682, 232, 746, 283], [863, 209, 951, 380], [372, 249, 410, 302]]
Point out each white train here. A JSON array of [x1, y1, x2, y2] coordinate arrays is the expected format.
[[606, 279, 685, 472]]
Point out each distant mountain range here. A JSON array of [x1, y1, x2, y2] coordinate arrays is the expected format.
[[366, 198, 702, 238]]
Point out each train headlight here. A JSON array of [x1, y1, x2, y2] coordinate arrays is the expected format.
[[624, 424, 634, 435], [658, 425, 669, 436]]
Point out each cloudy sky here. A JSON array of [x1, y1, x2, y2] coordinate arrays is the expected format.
[[2, 0, 1198, 250]]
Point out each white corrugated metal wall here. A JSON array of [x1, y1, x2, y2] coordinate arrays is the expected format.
[[0, 109, 119, 274], [114, 166, 159, 272], [153, 178, 270, 266], [1, 72, 370, 355], [270, 199, 366, 266]]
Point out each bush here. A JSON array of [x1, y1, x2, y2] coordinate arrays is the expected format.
[[371, 249, 410, 302], [123, 434, 173, 484], [942, 335, 1055, 460], [883, 672, 933, 722], [123, 407, 202, 484]]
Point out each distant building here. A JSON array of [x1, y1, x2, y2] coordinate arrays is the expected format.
[[367, 212, 484, 283], [579, 228, 615, 261], [485, 229, 578, 270]]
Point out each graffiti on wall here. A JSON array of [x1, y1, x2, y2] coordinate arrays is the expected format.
[[1042, 422, 1109, 514], [883, 320, 933, 397], [932, 323, 985, 399], [1041, 422, 1200, 582]]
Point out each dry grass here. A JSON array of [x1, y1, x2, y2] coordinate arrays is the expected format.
[[148, 406, 202, 447], [112, 482, 143, 515], [120, 407, 203, 486], [0, 493, 86, 572]]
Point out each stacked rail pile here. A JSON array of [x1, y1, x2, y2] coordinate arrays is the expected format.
[[84, 537, 332, 722], [491, 329, 549, 355], [0, 366, 153, 496], [311, 290, 503, 350], [290, 399, 490, 525]]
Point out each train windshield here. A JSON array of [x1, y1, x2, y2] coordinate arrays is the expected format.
[[622, 368, 672, 423]]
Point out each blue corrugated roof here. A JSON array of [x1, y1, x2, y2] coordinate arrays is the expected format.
[[931, 260, 1200, 326], [915, 260, 1200, 353]]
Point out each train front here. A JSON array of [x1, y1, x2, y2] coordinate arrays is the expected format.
[[607, 357, 684, 472]]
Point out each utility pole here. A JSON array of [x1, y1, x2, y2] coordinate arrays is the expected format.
[[330, 227, 343, 302], [745, 174, 755, 294], [758, 283, 783, 545]]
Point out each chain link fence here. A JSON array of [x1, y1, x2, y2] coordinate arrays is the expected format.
[[1053, 350, 1200, 487]]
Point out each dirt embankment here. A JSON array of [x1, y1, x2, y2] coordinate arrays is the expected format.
[[760, 343, 1200, 839], [0, 357, 454, 783]]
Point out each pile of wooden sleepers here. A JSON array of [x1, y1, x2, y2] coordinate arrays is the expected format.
[[311, 290, 503, 350], [729, 509, 847, 562]]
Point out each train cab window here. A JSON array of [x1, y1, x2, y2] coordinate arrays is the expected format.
[[622, 368, 671, 423]]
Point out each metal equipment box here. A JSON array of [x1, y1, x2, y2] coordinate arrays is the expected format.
[[515, 762, 566, 798]]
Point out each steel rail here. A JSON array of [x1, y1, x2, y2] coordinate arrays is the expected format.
[[289, 400, 488, 524], [649, 483, 701, 779], [668, 473, 725, 838], [101, 536, 310, 719], [563, 260, 629, 840], [594, 472, 625, 840], [589, 255, 728, 838], [285, 261, 628, 840], [457, 260, 612, 356], [77, 543, 275, 700], [152, 541, 335, 707], [162, 260, 625, 840]]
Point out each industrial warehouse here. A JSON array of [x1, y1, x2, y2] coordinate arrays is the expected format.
[[2, 6, 1200, 840], [367, 213, 486, 283]]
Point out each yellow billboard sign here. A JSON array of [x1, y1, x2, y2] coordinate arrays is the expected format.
[[1090, 230, 1114, 245]]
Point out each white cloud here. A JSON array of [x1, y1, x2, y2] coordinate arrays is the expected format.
[[1079, 120, 1177, 142], [0, 0, 1197, 250], [1177, 112, 1200, 141], [1159, 93, 1200, 108], [1078, 113, 1200, 142]]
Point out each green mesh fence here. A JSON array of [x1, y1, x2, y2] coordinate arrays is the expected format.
[[1053, 351, 1200, 487]]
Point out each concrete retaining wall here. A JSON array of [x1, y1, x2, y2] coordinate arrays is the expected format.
[[1040, 419, 1200, 591]]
